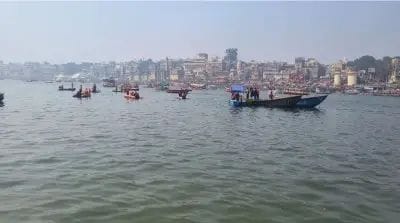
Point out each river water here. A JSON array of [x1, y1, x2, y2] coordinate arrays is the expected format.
[[0, 80, 399, 222]]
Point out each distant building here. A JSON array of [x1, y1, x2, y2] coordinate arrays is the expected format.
[[389, 58, 400, 83], [347, 70, 357, 87]]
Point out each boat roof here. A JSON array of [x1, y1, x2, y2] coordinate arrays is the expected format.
[[231, 84, 245, 93]]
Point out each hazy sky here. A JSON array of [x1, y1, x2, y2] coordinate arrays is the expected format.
[[0, 1, 399, 64]]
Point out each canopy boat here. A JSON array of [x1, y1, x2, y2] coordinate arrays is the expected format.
[[296, 95, 328, 108], [59, 83, 76, 91], [73, 88, 91, 98], [229, 84, 301, 108]]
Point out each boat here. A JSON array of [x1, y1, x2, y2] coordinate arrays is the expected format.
[[190, 83, 206, 90], [207, 85, 218, 90], [124, 95, 142, 100], [166, 88, 191, 94], [102, 78, 116, 87], [296, 95, 328, 108], [229, 84, 301, 108], [73, 88, 91, 98], [344, 89, 359, 95], [59, 83, 76, 91], [123, 90, 141, 100], [91, 84, 101, 93]]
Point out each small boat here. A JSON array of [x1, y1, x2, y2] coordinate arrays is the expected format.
[[91, 84, 100, 93], [190, 83, 206, 90], [103, 78, 116, 87], [296, 95, 328, 109], [73, 88, 91, 98], [123, 90, 141, 100], [59, 84, 76, 91], [167, 88, 191, 94]]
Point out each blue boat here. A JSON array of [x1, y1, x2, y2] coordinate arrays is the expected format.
[[296, 95, 328, 108]]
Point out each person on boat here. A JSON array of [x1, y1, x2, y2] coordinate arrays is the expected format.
[[249, 87, 254, 99], [135, 91, 140, 99], [246, 88, 249, 100], [92, 84, 97, 92], [269, 90, 274, 100], [255, 88, 260, 100], [234, 92, 240, 101]]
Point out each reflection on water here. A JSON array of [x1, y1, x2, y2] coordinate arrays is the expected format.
[[0, 80, 399, 223]]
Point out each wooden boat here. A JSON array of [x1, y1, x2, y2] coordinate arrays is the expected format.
[[296, 95, 328, 108], [103, 78, 116, 87], [190, 83, 206, 90], [73, 90, 91, 98], [229, 95, 301, 108], [124, 95, 142, 100], [59, 84, 76, 91], [167, 88, 191, 94]]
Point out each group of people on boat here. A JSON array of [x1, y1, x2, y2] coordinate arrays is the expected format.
[[73, 85, 91, 98], [178, 89, 188, 99], [246, 87, 260, 100], [125, 90, 140, 99]]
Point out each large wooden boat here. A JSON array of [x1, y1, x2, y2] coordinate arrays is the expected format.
[[229, 95, 301, 108]]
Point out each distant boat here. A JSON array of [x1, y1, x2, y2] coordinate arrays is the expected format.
[[103, 78, 116, 87], [190, 83, 206, 90], [166, 88, 191, 94], [296, 95, 328, 109], [58, 84, 76, 91], [345, 89, 359, 95], [207, 85, 218, 90]]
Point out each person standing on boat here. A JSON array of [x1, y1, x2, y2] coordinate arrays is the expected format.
[[269, 90, 274, 100], [246, 88, 249, 100], [255, 88, 259, 100]]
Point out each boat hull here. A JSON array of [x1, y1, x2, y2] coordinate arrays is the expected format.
[[296, 95, 328, 108], [167, 89, 191, 94], [59, 88, 76, 91], [229, 95, 302, 108]]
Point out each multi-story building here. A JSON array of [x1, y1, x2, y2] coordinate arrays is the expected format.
[[389, 58, 400, 83]]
